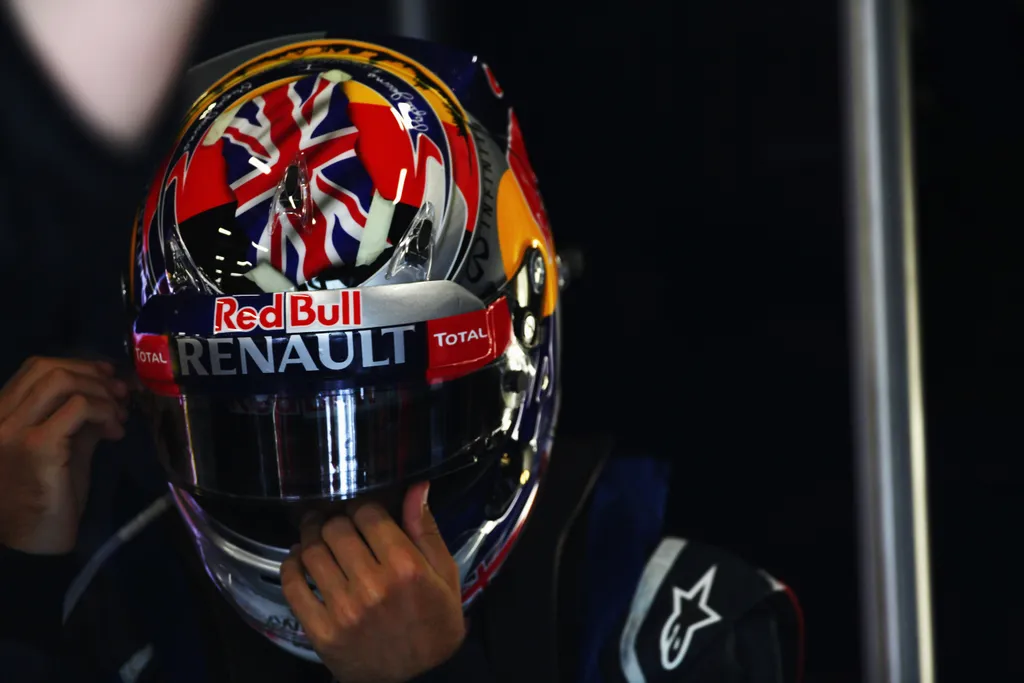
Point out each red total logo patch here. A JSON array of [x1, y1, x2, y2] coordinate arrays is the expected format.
[[132, 333, 178, 396], [426, 298, 511, 383]]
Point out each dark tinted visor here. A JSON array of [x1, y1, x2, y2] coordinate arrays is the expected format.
[[133, 282, 523, 501], [151, 363, 512, 500]]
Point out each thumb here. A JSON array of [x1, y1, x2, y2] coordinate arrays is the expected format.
[[402, 482, 458, 589]]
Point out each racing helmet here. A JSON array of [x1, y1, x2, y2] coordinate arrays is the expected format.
[[127, 35, 562, 661]]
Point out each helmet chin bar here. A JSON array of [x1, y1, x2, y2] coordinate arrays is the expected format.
[[452, 466, 531, 587], [170, 460, 543, 662]]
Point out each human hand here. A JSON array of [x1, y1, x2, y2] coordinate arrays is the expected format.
[[0, 357, 128, 554], [281, 482, 466, 683]]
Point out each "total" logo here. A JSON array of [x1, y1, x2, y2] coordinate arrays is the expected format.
[[135, 349, 168, 365], [432, 328, 489, 347]]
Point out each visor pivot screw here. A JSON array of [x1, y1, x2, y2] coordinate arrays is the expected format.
[[500, 453, 512, 467], [521, 312, 537, 345], [529, 251, 546, 294]]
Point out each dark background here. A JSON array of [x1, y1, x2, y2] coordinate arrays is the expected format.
[[191, 1, 1022, 680]]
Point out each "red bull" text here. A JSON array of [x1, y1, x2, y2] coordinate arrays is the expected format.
[[213, 290, 363, 334]]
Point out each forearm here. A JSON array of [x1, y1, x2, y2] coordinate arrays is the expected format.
[[4, 0, 208, 151]]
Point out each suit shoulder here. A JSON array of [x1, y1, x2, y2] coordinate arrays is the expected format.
[[611, 537, 804, 683]]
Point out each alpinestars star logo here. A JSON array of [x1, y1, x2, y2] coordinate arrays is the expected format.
[[659, 565, 722, 670]]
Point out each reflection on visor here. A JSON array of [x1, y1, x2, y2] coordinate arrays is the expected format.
[[152, 365, 513, 500]]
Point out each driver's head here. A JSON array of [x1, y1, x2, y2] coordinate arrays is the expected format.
[[127, 35, 561, 660]]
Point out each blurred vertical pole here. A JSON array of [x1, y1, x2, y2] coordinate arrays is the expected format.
[[843, 0, 935, 681], [387, 0, 450, 42]]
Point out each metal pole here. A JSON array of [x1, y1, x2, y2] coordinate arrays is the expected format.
[[387, 0, 435, 40], [843, 0, 935, 681]]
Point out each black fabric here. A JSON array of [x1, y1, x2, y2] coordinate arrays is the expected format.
[[595, 540, 802, 683], [482, 434, 614, 683], [0, 6, 182, 379], [597, 608, 794, 683], [0, 0, 137, 655], [62, 565, 173, 683], [0, 7, 190, 682], [0, 547, 76, 646]]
